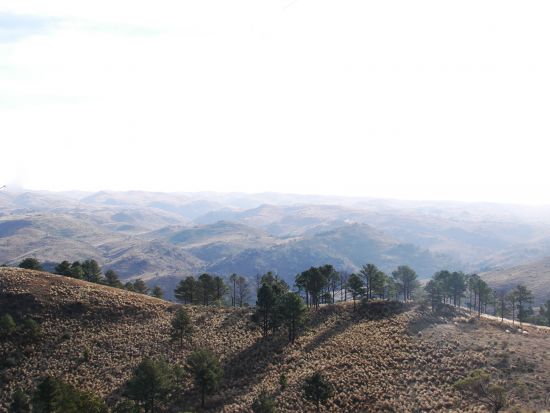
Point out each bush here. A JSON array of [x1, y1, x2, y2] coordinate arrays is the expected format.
[[18, 258, 43, 271], [32, 376, 108, 413], [252, 392, 277, 413], [0, 313, 16, 337], [303, 372, 333, 412], [21, 318, 41, 343], [9, 388, 30, 413]]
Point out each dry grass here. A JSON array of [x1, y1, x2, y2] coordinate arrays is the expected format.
[[1, 268, 548, 412]]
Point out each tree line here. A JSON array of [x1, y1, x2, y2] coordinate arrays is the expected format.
[[425, 270, 549, 327], [16, 258, 164, 299]]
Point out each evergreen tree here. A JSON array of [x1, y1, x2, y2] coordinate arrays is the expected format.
[[132, 279, 149, 295], [279, 292, 307, 343], [236, 276, 250, 307], [18, 258, 42, 271], [174, 276, 196, 304], [171, 307, 193, 349], [512, 284, 534, 327], [212, 276, 228, 305], [391, 266, 418, 301], [186, 349, 222, 408], [104, 269, 123, 288], [347, 273, 364, 310], [32, 376, 107, 413], [229, 273, 238, 307], [54, 261, 72, 276], [151, 286, 163, 299], [197, 273, 215, 305], [69, 262, 84, 279], [255, 283, 277, 336], [125, 358, 173, 413], [303, 372, 334, 413], [539, 299, 550, 326], [81, 259, 102, 283]]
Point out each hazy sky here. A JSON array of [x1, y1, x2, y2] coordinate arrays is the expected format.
[[1, 1, 549, 203]]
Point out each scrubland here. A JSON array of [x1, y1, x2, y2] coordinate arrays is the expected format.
[[1, 268, 549, 412]]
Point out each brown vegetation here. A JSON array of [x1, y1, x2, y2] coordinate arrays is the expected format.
[[1, 268, 549, 412]]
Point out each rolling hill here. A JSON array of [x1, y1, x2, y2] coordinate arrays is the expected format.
[[1, 268, 549, 412]]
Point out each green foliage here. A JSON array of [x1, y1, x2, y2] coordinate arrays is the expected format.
[[455, 369, 507, 413], [347, 273, 364, 309], [0, 313, 17, 337], [252, 392, 277, 413], [9, 388, 31, 413], [69, 261, 84, 279], [81, 259, 102, 283], [302, 372, 334, 412], [539, 299, 550, 326], [279, 373, 288, 391], [125, 358, 173, 413], [54, 261, 72, 276], [278, 292, 307, 343], [174, 276, 197, 304], [18, 258, 42, 271], [512, 284, 534, 324], [132, 279, 149, 295], [112, 399, 143, 413], [104, 269, 123, 288], [171, 307, 193, 348], [255, 282, 278, 336], [32, 376, 108, 413], [21, 318, 41, 342], [391, 265, 418, 301], [151, 286, 163, 299], [186, 349, 222, 407]]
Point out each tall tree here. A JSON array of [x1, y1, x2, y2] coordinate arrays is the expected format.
[[539, 299, 550, 326], [255, 283, 277, 337], [171, 307, 193, 349], [132, 279, 149, 295], [186, 349, 222, 408], [229, 273, 238, 307], [69, 262, 84, 280], [104, 269, 123, 288], [513, 284, 534, 327], [197, 273, 215, 305], [151, 286, 163, 299], [54, 261, 72, 277], [81, 260, 102, 283], [347, 273, 364, 311], [391, 266, 418, 301], [125, 358, 173, 413], [236, 276, 250, 307], [279, 292, 307, 343], [174, 276, 196, 304], [212, 276, 228, 305]]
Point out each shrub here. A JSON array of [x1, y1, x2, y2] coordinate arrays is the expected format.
[[303, 372, 334, 412], [252, 392, 277, 413], [0, 313, 16, 337], [18, 258, 42, 271], [9, 388, 30, 413], [455, 369, 507, 413]]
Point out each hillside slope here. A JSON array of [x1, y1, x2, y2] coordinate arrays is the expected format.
[[482, 256, 550, 304], [1, 268, 550, 412]]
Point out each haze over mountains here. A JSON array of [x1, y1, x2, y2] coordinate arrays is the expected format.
[[2, 189, 550, 301]]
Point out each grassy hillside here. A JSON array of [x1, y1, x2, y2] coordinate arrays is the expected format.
[[2, 268, 550, 412], [482, 256, 550, 304]]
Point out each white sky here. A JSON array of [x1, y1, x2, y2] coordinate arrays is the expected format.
[[1, 0, 549, 204]]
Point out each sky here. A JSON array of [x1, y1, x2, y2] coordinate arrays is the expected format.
[[1, 1, 549, 204]]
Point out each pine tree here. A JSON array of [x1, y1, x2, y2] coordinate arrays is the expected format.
[[171, 307, 193, 349], [151, 286, 163, 299], [174, 276, 196, 304], [104, 269, 123, 288], [186, 349, 222, 408], [125, 358, 173, 413], [54, 261, 72, 276], [303, 372, 334, 413], [252, 392, 277, 413], [347, 273, 364, 310], [18, 258, 42, 271], [279, 292, 307, 343]]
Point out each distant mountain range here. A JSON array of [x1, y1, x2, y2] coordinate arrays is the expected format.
[[2, 189, 550, 301]]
